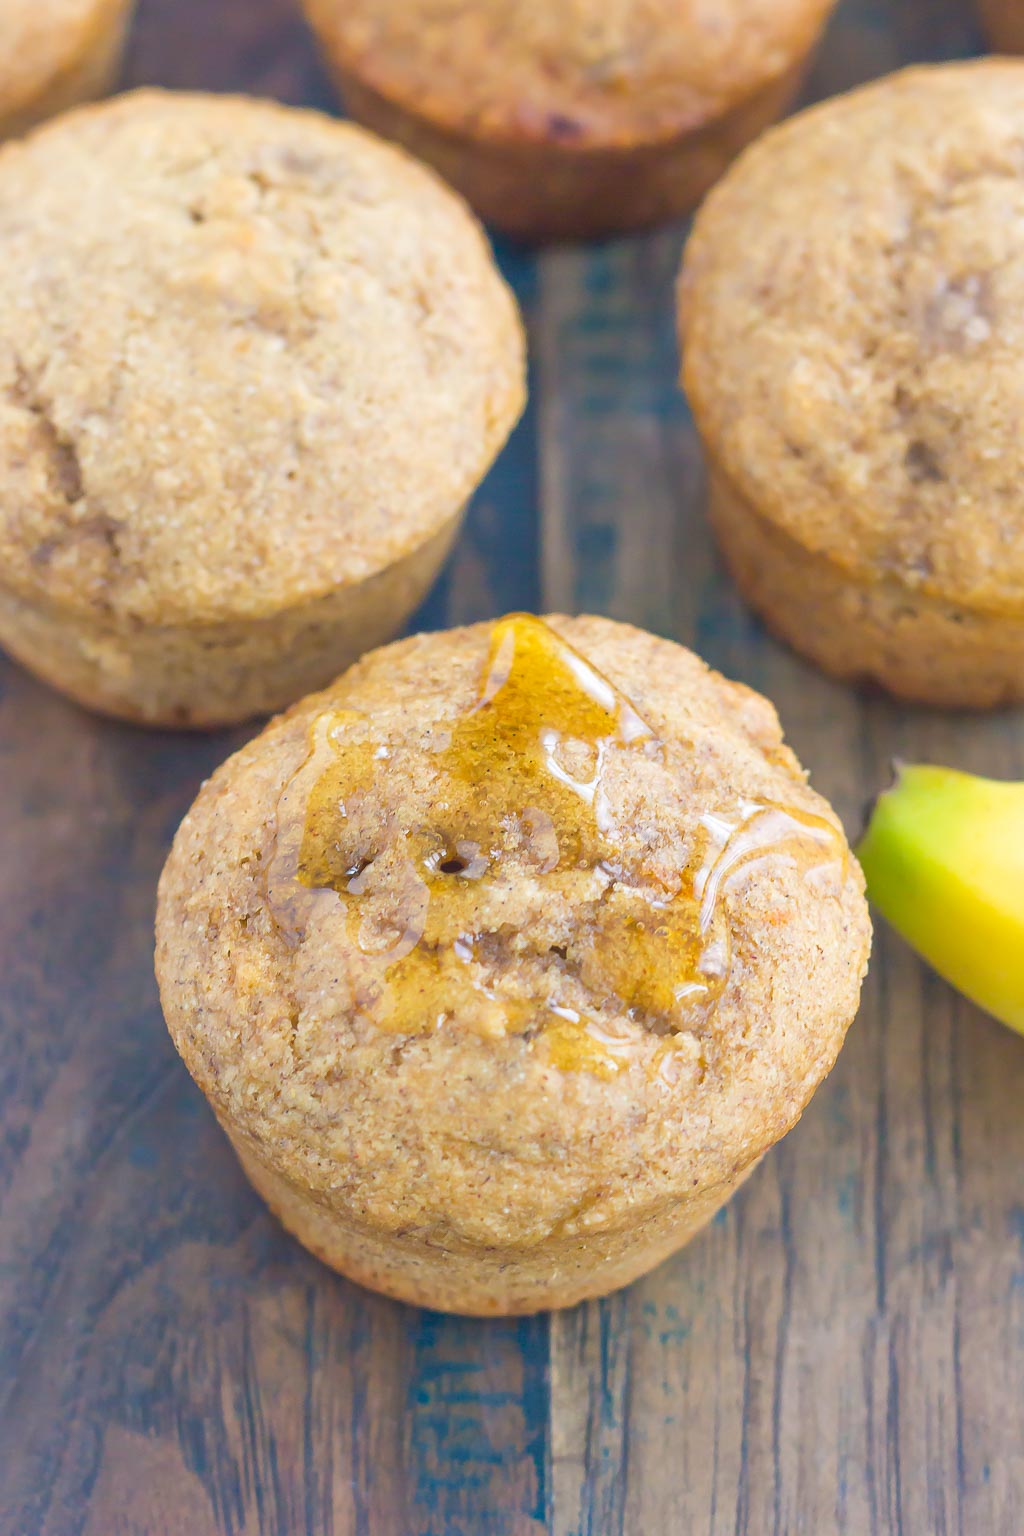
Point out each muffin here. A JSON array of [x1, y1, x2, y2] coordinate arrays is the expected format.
[[680, 61, 1024, 708], [0, 91, 525, 726], [0, 0, 134, 139], [978, 1, 1024, 51], [156, 613, 871, 1315], [299, 0, 839, 242]]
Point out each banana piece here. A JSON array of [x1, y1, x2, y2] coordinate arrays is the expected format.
[[857, 764, 1024, 1034]]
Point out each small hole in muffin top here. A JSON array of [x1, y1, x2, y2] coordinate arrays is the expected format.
[[439, 856, 469, 876], [904, 439, 945, 484]]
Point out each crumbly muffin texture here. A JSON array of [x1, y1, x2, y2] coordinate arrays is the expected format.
[[0, 90, 524, 628], [682, 62, 1024, 622], [305, 0, 836, 147], [157, 617, 869, 1286]]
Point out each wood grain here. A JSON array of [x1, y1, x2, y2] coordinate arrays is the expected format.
[[2, 0, 1024, 1533]]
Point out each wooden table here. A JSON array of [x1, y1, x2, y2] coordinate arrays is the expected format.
[[3, 2, 1023, 1532]]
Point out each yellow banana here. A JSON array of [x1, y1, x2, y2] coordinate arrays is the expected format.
[[856, 764, 1024, 1035]]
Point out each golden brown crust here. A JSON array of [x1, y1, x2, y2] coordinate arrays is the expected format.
[[706, 461, 1024, 709], [302, 0, 836, 238], [0, 90, 525, 627], [0, 511, 464, 726], [681, 62, 1024, 626], [0, 0, 133, 137], [156, 616, 870, 1311], [303, 0, 836, 149], [229, 1130, 760, 1314]]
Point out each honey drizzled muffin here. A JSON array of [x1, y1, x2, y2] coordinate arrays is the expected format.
[[681, 61, 1024, 706], [0, 91, 524, 725], [0, 0, 134, 139], [156, 615, 870, 1315], [299, 0, 839, 241], [978, 0, 1024, 52]]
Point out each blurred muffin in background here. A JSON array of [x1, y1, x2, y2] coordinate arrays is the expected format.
[[0, 0, 134, 138], [300, 0, 839, 241], [681, 61, 1024, 707], [0, 90, 524, 726], [978, 0, 1024, 52]]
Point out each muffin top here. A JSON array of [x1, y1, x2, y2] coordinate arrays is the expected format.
[[681, 61, 1024, 617], [156, 615, 870, 1249], [303, 0, 836, 149], [0, 0, 120, 127], [0, 90, 524, 625]]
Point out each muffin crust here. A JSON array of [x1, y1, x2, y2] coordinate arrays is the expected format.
[[681, 61, 1024, 705], [0, 0, 133, 138], [301, 0, 838, 240], [156, 615, 870, 1313], [0, 91, 525, 723]]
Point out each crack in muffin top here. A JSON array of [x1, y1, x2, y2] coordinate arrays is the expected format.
[[304, 0, 837, 148], [0, 90, 525, 625], [681, 62, 1024, 616]]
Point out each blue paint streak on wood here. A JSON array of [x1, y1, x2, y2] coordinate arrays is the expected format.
[[407, 1310, 548, 1535], [548, 237, 690, 630], [415, 240, 541, 633]]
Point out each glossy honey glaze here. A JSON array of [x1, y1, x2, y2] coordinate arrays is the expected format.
[[266, 615, 845, 1077]]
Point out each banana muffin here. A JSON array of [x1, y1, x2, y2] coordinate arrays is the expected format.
[[0, 0, 133, 139], [0, 91, 525, 726], [680, 61, 1024, 708], [299, 0, 838, 241], [978, 1, 1024, 51], [156, 614, 871, 1314]]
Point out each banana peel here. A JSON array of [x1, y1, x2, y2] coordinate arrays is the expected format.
[[857, 764, 1024, 1035]]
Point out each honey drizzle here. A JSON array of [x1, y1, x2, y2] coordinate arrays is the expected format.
[[695, 802, 846, 934], [265, 615, 846, 1078]]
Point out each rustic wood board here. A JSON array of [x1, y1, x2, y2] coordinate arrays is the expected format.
[[2, 1, 1023, 1532]]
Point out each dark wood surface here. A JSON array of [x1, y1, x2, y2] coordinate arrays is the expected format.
[[3, 2, 1024, 1532]]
